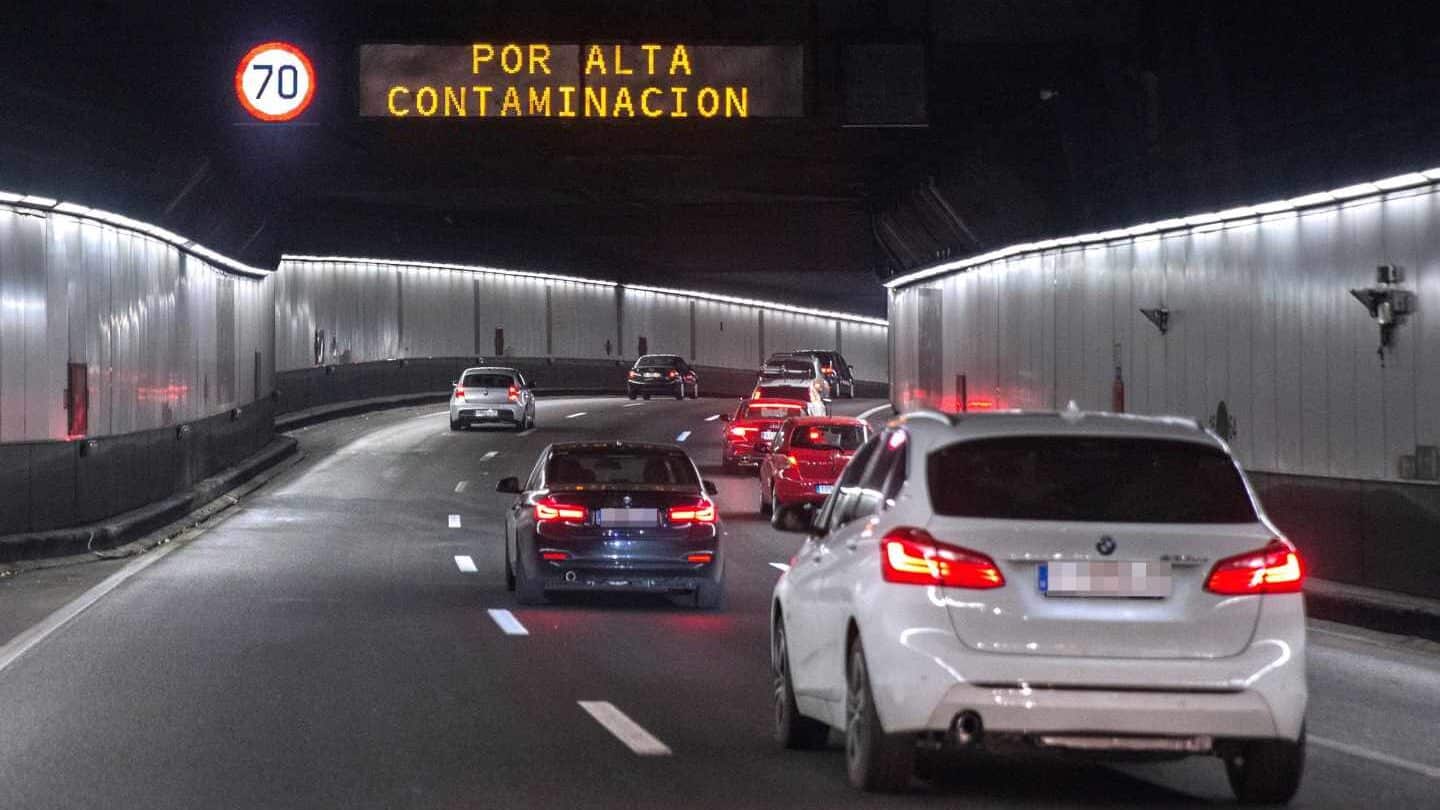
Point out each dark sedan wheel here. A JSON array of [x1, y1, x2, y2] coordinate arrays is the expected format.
[[760, 482, 773, 516], [694, 577, 724, 610], [642, 392, 651, 400], [627, 387, 638, 400], [772, 619, 830, 749], [1226, 729, 1305, 805], [846, 637, 914, 793], [504, 544, 516, 591], [514, 556, 548, 605]]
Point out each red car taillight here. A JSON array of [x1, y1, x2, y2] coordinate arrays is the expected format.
[[667, 369, 679, 379], [686, 551, 714, 564], [540, 550, 571, 561], [880, 527, 1005, 589], [453, 387, 465, 399], [728, 426, 754, 439], [627, 370, 639, 379], [668, 499, 716, 524], [534, 496, 588, 523], [1205, 540, 1305, 595], [508, 384, 520, 403]]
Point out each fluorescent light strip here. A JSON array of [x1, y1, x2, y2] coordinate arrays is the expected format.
[[2, 190, 271, 278], [885, 165, 1440, 289], [281, 254, 617, 288], [623, 282, 888, 326]]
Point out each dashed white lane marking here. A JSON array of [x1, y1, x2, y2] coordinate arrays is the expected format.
[[769, 562, 791, 573], [481, 450, 499, 461], [675, 430, 692, 442], [448, 514, 462, 528], [858, 403, 893, 420], [704, 414, 721, 422], [517, 428, 536, 437], [624, 402, 647, 408], [454, 555, 478, 573], [1310, 735, 1440, 781], [566, 412, 588, 419], [455, 481, 469, 493], [487, 609, 530, 636], [578, 701, 673, 756], [0, 536, 185, 675]]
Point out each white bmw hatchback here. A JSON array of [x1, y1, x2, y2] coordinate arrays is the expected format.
[[770, 409, 1307, 803]]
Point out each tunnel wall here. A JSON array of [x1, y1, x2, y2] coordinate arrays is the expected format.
[[0, 200, 276, 535], [889, 176, 1440, 597], [272, 257, 890, 413]]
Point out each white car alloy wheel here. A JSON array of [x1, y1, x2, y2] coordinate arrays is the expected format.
[[772, 619, 828, 749], [845, 638, 914, 792]]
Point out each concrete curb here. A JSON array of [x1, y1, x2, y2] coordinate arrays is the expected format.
[[0, 436, 298, 566], [1306, 578, 1440, 641]]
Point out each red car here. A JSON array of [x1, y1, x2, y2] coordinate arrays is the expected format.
[[720, 399, 809, 473], [757, 416, 871, 525]]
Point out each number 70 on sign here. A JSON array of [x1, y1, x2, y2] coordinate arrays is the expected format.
[[235, 41, 316, 122]]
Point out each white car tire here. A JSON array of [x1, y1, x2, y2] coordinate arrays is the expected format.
[[772, 618, 829, 749], [846, 637, 915, 793]]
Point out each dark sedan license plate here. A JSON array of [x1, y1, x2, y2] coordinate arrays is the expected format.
[[1039, 561, 1172, 598], [596, 508, 659, 527]]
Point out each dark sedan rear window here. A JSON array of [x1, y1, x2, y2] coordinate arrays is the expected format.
[[791, 424, 867, 450], [636, 356, 679, 368], [462, 373, 514, 388], [548, 450, 699, 486], [927, 436, 1257, 523]]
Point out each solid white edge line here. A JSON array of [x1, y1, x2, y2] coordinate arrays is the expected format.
[[455, 481, 469, 493], [769, 562, 791, 572], [624, 402, 646, 408], [675, 430, 692, 442], [454, 555, 478, 573], [857, 403, 893, 420], [487, 609, 530, 636], [448, 514, 462, 528], [704, 414, 720, 422], [416, 410, 450, 419], [0, 540, 184, 674], [1310, 735, 1440, 781], [565, 412, 587, 419], [517, 429, 536, 437], [481, 450, 499, 460], [577, 701, 673, 756]]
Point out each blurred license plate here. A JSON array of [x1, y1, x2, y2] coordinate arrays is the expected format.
[[761, 431, 776, 440], [1039, 561, 1172, 598], [479, 409, 498, 417], [596, 508, 658, 526]]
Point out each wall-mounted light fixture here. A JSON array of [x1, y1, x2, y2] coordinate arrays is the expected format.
[[1350, 265, 1415, 361], [1139, 306, 1170, 335]]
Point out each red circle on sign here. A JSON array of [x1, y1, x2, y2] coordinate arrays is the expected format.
[[234, 41, 316, 122]]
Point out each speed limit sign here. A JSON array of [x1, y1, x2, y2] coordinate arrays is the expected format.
[[235, 41, 316, 122]]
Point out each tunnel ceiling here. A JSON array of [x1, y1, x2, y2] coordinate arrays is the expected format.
[[4, 1, 1438, 316]]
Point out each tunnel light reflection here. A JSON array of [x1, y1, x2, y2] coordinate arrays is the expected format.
[[3, 190, 271, 278], [885, 164, 1440, 289]]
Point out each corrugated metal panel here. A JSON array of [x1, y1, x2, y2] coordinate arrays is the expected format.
[[890, 183, 1440, 484], [0, 207, 273, 442]]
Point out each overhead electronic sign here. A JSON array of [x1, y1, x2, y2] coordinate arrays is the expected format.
[[359, 43, 803, 119]]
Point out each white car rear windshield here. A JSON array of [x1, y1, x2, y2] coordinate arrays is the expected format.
[[927, 436, 1257, 523]]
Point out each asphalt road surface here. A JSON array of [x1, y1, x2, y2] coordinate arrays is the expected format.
[[1, 395, 1437, 809]]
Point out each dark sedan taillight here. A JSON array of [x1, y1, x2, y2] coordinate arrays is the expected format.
[[535, 496, 588, 523], [668, 499, 716, 524]]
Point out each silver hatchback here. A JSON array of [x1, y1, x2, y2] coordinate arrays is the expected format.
[[449, 367, 535, 431]]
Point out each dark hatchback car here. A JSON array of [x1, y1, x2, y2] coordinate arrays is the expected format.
[[626, 354, 699, 400], [496, 442, 724, 608]]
